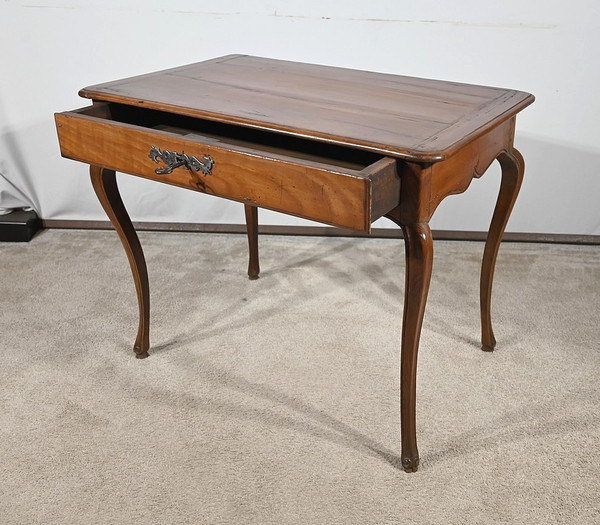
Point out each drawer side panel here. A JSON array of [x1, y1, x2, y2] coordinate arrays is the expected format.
[[366, 157, 401, 221]]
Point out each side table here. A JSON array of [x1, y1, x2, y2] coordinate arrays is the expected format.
[[55, 55, 534, 472]]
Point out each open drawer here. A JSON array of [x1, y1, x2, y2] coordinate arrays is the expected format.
[[55, 102, 400, 232]]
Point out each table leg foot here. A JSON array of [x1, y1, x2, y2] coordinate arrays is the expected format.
[[480, 148, 524, 352], [401, 455, 420, 473], [244, 204, 260, 280], [134, 347, 150, 359], [90, 165, 150, 358], [481, 337, 496, 353]]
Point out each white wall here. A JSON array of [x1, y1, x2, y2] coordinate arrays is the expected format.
[[1, 0, 599, 234]]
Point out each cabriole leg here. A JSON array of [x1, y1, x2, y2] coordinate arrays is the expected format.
[[244, 204, 260, 280], [480, 149, 524, 351], [90, 166, 150, 358], [399, 222, 434, 472]]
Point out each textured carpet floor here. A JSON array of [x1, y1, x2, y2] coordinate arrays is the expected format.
[[0, 230, 598, 524]]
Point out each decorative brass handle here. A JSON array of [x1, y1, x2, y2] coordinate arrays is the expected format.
[[148, 146, 214, 175]]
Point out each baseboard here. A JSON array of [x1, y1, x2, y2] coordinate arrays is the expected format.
[[40, 220, 600, 245]]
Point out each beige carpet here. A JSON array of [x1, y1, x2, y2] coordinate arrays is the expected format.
[[0, 230, 598, 524]]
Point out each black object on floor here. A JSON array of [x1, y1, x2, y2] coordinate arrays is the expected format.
[[0, 209, 40, 242]]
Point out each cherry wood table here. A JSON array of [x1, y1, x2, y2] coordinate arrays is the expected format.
[[55, 55, 534, 472]]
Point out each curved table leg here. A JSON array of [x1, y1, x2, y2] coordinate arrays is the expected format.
[[480, 148, 524, 351], [382, 215, 435, 473], [244, 204, 260, 280], [90, 166, 150, 358], [400, 222, 434, 472]]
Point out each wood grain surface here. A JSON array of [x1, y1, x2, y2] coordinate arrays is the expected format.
[[79, 55, 534, 162], [55, 104, 400, 232]]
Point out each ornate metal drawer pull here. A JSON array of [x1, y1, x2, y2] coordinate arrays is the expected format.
[[148, 146, 214, 175]]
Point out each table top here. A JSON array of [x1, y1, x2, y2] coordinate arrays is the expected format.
[[80, 55, 534, 162]]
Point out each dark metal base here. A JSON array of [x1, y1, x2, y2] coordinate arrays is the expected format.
[[0, 209, 40, 242]]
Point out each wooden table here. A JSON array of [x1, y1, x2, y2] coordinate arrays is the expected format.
[[55, 55, 534, 472]]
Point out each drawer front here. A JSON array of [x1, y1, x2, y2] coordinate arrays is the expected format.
[[55, 107, 400, 232]]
